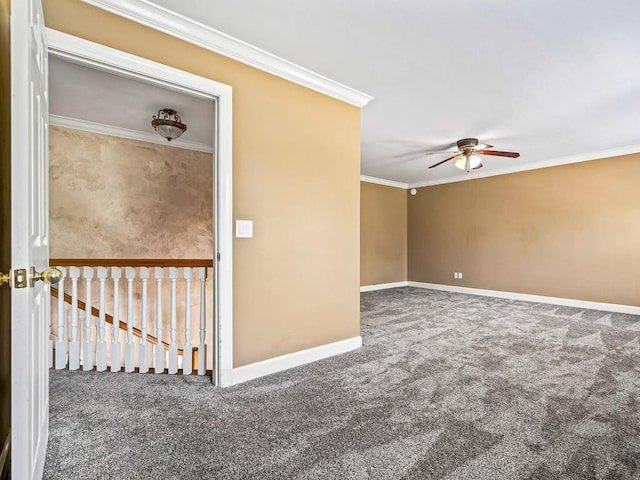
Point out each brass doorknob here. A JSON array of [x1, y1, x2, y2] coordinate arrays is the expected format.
[[0, 271, 10, 287], [30, 266, 63, 287]]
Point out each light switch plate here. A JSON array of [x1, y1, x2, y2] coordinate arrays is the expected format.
[[236, 220, 253, 238]]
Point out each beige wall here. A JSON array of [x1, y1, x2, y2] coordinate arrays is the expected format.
[[408, 154, 640, 306], [44, 0, 362, 367], [49, 126, 213, 259], [360, 182, 407, 286]]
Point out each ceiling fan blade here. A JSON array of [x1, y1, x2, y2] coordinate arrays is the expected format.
[[477, 149, 520, 158], [428, 154, 459, 168], [424, 149, 459, 156]]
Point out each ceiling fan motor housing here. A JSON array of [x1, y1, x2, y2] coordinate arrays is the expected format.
[[456, 138, 479, 150]]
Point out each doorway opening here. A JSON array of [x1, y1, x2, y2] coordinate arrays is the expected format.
[[46, 29, 234, 386]]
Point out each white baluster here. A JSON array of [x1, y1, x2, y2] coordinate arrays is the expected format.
[[54, 267, 67, 369], [154, 267, 165, 373], [82, 266, 94, 371], [110, 267, 122, 372], [138, 267, 150, 373], [49, 285, 53, 368], [124, 266, 136, 373], [168, 267, 179, 374], [68, 266, 80, 370], [198, 267, 207, 375], [182, 267, 193, 375], [78, 309, 86, 364], [96, 267, 108, 371]]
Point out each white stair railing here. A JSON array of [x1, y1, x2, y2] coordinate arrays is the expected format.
[[82, 267, 94, 371], [54, 267, 67, 370], [96, 266, 108, 371], [182, 267, 193, 375], [198, 267, 207, 375], [154, 266, 164, 374], [139, 267, 150, 374], [49, 259, 212, 376], [125, 267, 136, 373], [69, 266, 80, 370], [111, 266, 122, 373]]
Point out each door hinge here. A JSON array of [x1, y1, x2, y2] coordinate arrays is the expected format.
[[217, 253, 221, 261]]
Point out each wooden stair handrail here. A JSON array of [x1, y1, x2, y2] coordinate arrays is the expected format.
[[50, 258, 213, 268], [51, 287, 181, 355]]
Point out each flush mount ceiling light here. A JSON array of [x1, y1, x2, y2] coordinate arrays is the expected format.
[[151, 108, 187, 141]]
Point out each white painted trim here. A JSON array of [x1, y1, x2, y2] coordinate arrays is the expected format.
[[47, 30, 216, 99], [408, 143, 640, 188], [47, 29, 234, 388], [79, 0, 373, 108], [360, 175, 408, 189], [215, 78, 234, 388], [49, 114, 213, 153], [360, 281, 408, 292], [231, 336, 362, 385], [407, 281, 640, 315]]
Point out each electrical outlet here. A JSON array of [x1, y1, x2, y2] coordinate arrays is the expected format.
[[459, 272, 463, 279]]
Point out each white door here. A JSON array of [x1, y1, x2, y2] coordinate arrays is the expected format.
[[10, 0, 50, 478]]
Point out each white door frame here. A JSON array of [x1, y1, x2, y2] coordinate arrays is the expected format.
[[46, 29, 234, 386]]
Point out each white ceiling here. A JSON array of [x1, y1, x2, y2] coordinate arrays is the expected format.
[[49, 56, 214, 151], [146, 0, 640, 185], [58, 0, 640, 185]]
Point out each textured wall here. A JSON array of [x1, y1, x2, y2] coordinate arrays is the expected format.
[[44, 0, 362, 368], [408, 154, 640, 306], [49, 126, 213, 259], [360, 182, 407, 286]]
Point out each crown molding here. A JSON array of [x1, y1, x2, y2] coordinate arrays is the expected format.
[[408, 143, 640, 188], [360, 175, 408, 189], [80, 0, 373, 108], [50, 114, 214, 153]]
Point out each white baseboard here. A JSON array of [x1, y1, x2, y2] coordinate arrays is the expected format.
[[360, 281, 409, 292], [407, 281, 640, 315], [231, 336, 362, 385]]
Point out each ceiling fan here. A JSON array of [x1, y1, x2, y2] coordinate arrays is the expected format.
[[427, 138, 520, 172]]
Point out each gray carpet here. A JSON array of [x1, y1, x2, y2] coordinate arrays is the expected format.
[[44, 287, 640, 479]]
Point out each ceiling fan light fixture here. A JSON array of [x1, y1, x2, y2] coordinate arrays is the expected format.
[[427, 138, 519, 171], [454, 152, 482, 170], [469, 153, 482, 169], [151, 108, 187, 141]]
